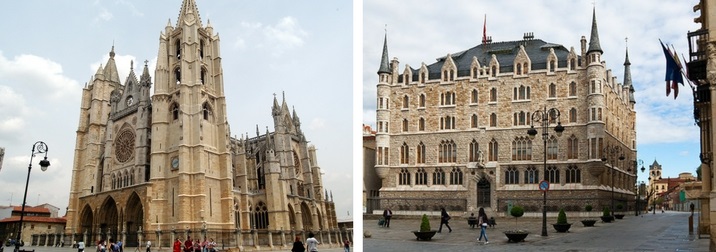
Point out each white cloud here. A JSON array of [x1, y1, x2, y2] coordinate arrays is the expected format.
[[309, 118, 326, 130], [264, 16, 308, 49], [0, 53, 80, 101], [232, 17, 308, 56], [98, 8, 113, 22]]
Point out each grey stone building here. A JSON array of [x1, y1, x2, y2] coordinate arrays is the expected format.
[[368, 9, 638, 217]]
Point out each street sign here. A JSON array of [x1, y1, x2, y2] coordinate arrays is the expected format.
[[539, 180, 550, 191]]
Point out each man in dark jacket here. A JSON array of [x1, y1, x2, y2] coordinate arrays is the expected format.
[[382, 209, 393, 228]]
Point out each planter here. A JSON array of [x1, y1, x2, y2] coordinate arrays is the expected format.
[[580, 219, 597, 227], [552, 223, 572, 233], [504, 230, 529, 242], [614, 214, 625, 219], [600, 216, 613, 223], [412, 230, 437, 241]]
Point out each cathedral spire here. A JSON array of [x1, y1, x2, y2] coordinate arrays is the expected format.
[[377, 32, 390, 74], [140, 60, 152, 86], [177, 0, 202, 27], [103, 46, 121, 83], [587, 7, 603, 54], [624, 46, 635, 103]]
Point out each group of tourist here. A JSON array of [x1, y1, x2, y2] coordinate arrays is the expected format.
[[172, 236, 216, 252], [94, 239, 123, 252]]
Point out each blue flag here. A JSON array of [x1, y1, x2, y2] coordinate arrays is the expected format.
[[660, 40, 683, 99]]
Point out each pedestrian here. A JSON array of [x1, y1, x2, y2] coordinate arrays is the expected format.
[[145, 240, 152, 252], [477, 207, 489, 244], [438, 207, 452, 233], [291, 236, 305, 252], [77, 240, 85, 252], [382, 208, 392, 228], [207, 238, 216, 252], [173, 238, 182, 252], [184, 236, 193, 252], [305, 232, 319, 252], [117, 240, 123, 252], [343, 239, 351, 252]]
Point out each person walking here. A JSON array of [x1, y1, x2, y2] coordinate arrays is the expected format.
[[477, 207, 489, 244], [173, 238, 182, 252], [382, 208, 392, 228], [291, 236, 305, 252], [438, 207, 452, 233], [343, 239, 351, 252], [306, 232, 320, 252], [77, 240, 85, 252], [145, 240, 151, 252]]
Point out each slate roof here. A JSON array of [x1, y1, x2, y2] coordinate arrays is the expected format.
[[405, 39, 572, 81]]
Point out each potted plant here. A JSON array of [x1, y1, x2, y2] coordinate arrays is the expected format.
[[552, 208, 572, 232], [412, 214, 437, 241], [600, 206, 613, 223], [580, 205, 597, 227], [614, 203, 625, 219], [504, 205, 529, 242]]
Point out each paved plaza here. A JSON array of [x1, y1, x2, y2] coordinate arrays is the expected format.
[[4, 244, 348, 252], [364, 211, 708, 251]]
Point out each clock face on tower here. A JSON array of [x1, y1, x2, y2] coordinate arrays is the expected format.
[[171, 157, 179, 169], [126, 96, 134, 106]]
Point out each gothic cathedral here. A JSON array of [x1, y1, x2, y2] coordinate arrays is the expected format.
[[64, 0, 339, 249]]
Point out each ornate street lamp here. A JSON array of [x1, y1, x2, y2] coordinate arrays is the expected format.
[[15, 141, 50, 252], [527, 106, 564, 237], [601, 145, 624, 220]]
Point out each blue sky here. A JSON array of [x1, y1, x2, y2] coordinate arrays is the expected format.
[[362, 0, 702, 186], [0, 0, 353, 220]]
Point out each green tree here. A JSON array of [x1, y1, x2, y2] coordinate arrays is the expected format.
[[420, 214, 431, 232], [557, 208, 568, 224]]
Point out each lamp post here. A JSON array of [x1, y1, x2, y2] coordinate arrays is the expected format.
[[527, 106, 564, 237], [15, 141, 50, 252], [601, 145, 624, 220], [634, 159, 643, 216]]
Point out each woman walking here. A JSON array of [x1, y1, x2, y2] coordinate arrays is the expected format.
[[477, 207, 489, 244], [438, 207, 452, 233]]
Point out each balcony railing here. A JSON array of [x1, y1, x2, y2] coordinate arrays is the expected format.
[[687, 29, 708, 81]]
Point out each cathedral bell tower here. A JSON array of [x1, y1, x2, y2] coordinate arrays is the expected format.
[[149, 0, 234, 231]]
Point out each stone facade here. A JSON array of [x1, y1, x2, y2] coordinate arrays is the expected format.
[[370, 9, 637, 217], [63, 0, 339, 249]]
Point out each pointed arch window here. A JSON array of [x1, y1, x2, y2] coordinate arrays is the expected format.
[[491, 66, 497, 77], [569, 58, 576, 70], [418, 118, 426, 131], [567, 135, 579, 159], [416, 142, 426, 164], [489, 113, 497, 127], [440, 91, 456, 106], [471, 89, 478, 104], [201, 68, 207, 84], [415, 168, 428, 185], [516, 63, 522, 75], [440, 116, 455, 130], [398, 168, 410, 185], [488, 138, 498, 161], [174, 68, 181, 84], [569, 82, 577, 96], [511, 136, 532, 161], [433, 168, 446, 185], [199, 39, 205, 59], [400, 142, 409, 164], [251, 202, 269, 229], [420, 72, 426, 83], [449, 167, 463, 185], [547, 135, 558, 160], [419, 94, 426, 108], [471, 114, 478, 128], [547, 166, 560, 183], [438, 139, 457, 163], [472, 67, 478, 79], [402, 95, 409, 109], [523, 63, 529, 74], [449, 70, 454, 81], [469, 139, 480, 162], [569, 108, 577, 123], [171, 103, 180, 120], [548, 83, 557, 98], [175, 39, 181, 59], [489, 88, 497, 102], [257, 165, 266, 190], [504, 166, 519, 184], [549, 60, 556, 72], [203, 103, 213, 121], [566, 165, 581, 183], [402, 119, 409, 132], [525, 166, 539, 184]]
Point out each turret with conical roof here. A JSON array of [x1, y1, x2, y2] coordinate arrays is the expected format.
[[624, 47, 635, 103], [378, 33, 390, 74], [587, 8, 603, 55]]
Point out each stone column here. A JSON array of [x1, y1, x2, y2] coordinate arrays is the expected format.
[[267, 231, 274, 249], [44, 233, 49, 246], [155, 229, 161, 249], [137, 226, 143, 248], [280, 229, 286, 249]]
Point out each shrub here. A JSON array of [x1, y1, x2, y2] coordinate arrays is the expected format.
[[511, 206, 525, 218], [557, 208, 568, 224], [420, 214, 431, 232], [602, 206, 610, 217], [585, 205, 593, 212]]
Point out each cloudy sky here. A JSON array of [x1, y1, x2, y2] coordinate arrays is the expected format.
[[0, 0, 352, 220], [363, 0, 702, 185]]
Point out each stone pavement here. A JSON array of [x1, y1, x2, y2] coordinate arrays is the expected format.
[[4, 244, 347, 252], [364, 211, 709, 251]]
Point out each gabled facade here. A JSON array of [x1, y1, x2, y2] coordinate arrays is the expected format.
[[64, 0, 340, 250], [370, 8, 637, 217]]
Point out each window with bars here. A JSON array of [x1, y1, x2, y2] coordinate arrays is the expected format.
[[504, 166, 519, 184], [566, 165, 581, 183], [399, 168, 410, 185], [547, 166, 560, 183], [450, 167, 463, 185], [433, 168, 446, 185], [415, 168, 428, 185]]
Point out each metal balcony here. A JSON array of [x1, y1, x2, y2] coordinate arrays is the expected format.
[[687, 29, 708, 82]]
